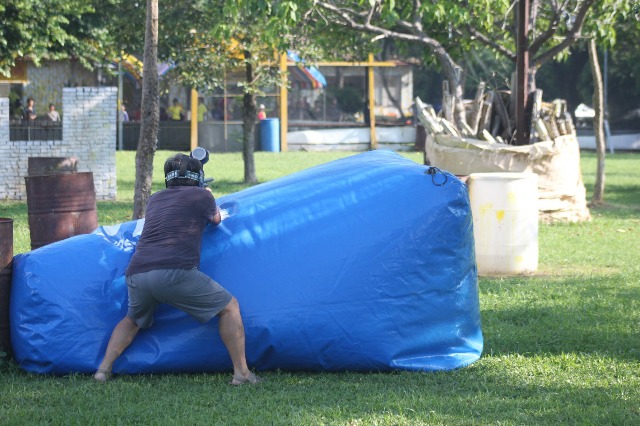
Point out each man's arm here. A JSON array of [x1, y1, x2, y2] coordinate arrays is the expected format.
[[204, 188, 222, 226], [210, 207, 222, 226]]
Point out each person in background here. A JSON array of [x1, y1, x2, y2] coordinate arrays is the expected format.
[[120, 104, 129, 122], [257, 104, 267, 120], [168, 98, 184, 121], [93, 153, 261, 386], [47, 104, 61, 122], [23, 97, 37, 120], [160, 107, 169, 121], [197, 97, 208, 122], [211, 98, 225, 120]]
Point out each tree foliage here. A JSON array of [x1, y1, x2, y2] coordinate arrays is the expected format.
[[586, 1, 640, 122], [463, 0, 638, 93], [312, 0, 471, 129], [0, 0, 114, 76], [465, 1, 594, 68], [311, 0, 637, 137], [150, 1, 316, 183]]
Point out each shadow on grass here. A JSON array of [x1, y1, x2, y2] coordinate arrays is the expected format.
[[583, 181, 640, 219], [303, 369, 639, 424], [480, 274, 640, 362], [210, 179, 256, 197], [232, 369, 634, 424]]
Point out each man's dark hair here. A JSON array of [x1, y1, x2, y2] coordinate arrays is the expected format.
[[164, 154, 202, 187]]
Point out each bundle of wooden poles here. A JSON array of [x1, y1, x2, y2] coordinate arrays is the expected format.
[[417, 81, 576, 145]]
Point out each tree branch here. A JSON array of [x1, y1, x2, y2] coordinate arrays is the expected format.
[[529, 0, 539, 38], [314, 0, 468, 129], [531, 0, 595, 68], [466, 25, 516, 61], [528, 0, 566, 54], [365, 1, 379, 27], [314, 1, 440, 48], [412, 0, 423, 32]]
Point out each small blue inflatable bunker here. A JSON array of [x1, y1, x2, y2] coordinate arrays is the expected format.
[[11, 150, 482, 374]]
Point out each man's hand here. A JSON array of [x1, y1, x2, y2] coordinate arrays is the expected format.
[[210, 207, 229, 225]]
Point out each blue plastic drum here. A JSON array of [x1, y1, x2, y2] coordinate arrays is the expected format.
[[260, 118, 280, 152]]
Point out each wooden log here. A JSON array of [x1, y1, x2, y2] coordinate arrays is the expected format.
[[551, 99, 569, 136], [477, 91, 494, 135], [564, 112, 576, 135], [441, 118, 460, 137], [534, 118, 551, 141], [552, 99, 566, 118], [543, 115, 561, 140], [419, 112, 444, 135], [491, 113, 502, 137], [480, 129, 498, 144], [459, 120, 475, 137], [425, 104, 437, 118], [509, 72, 517, 119], [556, 117, 568, 135], [494, 91, 513, 141], [441, 81, 454, 123], [415, 97, 444, 134], [530, 89, 544, 142], [469, 82, 486, 134]]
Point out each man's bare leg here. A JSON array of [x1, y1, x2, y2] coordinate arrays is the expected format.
[[218, 297, 260, 383], [94, 316, 140, 382]]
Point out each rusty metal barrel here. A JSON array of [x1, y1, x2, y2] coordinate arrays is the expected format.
[[28, 157, 78, 176], [0, 218, 13, 357], [25, 172, 99, 250]]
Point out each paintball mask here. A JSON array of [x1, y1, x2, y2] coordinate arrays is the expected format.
[[164, 147, 213, 188]]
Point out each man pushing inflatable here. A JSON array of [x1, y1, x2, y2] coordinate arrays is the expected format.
[[94, 151, 261, 385]]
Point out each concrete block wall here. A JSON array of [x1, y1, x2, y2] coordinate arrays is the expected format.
[[0, 87, 117, 201], [0, 98, 8, 146]]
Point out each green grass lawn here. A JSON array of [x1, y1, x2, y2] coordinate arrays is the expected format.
[[1, 150, 639, 425]]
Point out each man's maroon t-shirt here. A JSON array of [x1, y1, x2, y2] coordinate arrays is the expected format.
[[126, 186, 217, 276]]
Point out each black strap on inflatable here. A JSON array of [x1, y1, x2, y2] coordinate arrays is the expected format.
[[178, 154, 189, 177], [425, 166, 448, 186]]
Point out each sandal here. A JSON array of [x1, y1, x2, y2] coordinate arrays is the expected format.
[[93, 368, 112, 383], [230, 372, 263, 386]]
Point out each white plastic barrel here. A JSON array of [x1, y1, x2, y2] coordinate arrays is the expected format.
[[468, 173, 538, 275]]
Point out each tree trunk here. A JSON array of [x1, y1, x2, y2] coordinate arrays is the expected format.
[[588, 38, 606, 205], [242, 50, 257, 184], [435, 46, 466, 129], [132, 0, 160, 219]]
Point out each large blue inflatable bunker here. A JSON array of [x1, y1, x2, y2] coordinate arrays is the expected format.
[[11, 150, 482, 374]]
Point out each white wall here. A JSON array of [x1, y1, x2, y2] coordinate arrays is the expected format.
[[0, 87, 117, 201]]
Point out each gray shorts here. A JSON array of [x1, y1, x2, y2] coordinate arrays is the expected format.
[[126, 268, 233, 329]]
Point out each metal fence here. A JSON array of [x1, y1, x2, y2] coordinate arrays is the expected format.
[[9, 119, 63, 141], [120, 121, 257, 152]]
